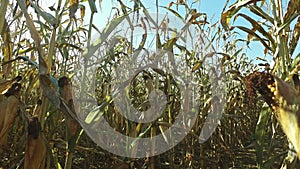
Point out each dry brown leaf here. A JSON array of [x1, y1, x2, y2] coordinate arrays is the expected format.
[[0, 76, 22, 94], [80, 5, 85, 22]]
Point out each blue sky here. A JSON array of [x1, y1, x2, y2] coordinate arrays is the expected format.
[[39, 0, 275, 64], [83, 0, 268, 62]]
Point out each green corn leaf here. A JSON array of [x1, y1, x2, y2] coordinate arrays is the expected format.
[[255, 105, 271, 168], [0, 0, 9, 34], [82, 14, 128, 60], [88, 0, 97, 13], [29, 0, 58, 26]]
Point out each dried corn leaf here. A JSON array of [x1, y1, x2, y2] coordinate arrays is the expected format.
[[0, 0, 8, 34], [289, 17, 300, 56], [17, 0, 49, 75], [234, 13, 275, 47], [80, 5, 85, 21], [0, 76, 22, 94], [1, 20, 13, 77], [248, 5, 274, 23], [234, 26, 272, 51], [221, 0, 262, 30], [283, 0, 300, 22]]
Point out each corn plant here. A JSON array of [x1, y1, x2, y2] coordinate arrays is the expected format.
[[1, 0, 298, 168], [222, 0, 300, 168]]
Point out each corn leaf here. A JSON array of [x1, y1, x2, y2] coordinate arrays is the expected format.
[[289, 17, 300, 56], [234, 26, 272, 51], [283, 0, 300, 22], [254, 105, 271, 167], [221, 0, 262, 30], [82, 14, 128, 60], [160, 6, 185, 22], [234, 13, 275, 48], [248, 5, 274, 23], [0, 0, 9, 34], [29, 0, 58, 26], [88, 0, 97, 13], [69, 0, 79, 19]]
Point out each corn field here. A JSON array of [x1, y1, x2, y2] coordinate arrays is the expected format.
[[0, 0, 300, 169]]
